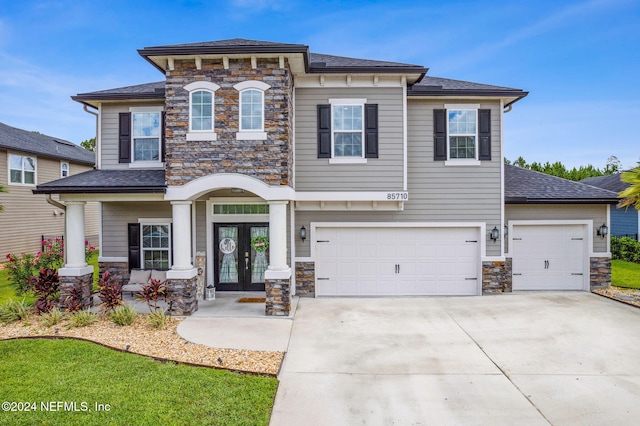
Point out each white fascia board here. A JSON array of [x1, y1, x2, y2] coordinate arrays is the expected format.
[[295, 191, 408, 202], [61, 193, 165, 202], [295, 75, 405, 88]]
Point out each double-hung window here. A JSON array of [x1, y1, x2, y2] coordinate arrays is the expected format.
[[61, 162, 69, 178], [132, 110, 161, 162], [448, 109, 477, 159], [332, 103, 364, 158], [141, 223, 171, 270], [9, 154, 36, 185], [433, 104, 491, 164], [184, 81, 219, 141], [234, 80, 270, 140]]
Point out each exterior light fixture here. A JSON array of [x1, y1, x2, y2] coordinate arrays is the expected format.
[[490, 226, 500, 241], [503, 225, 508, 237], [300, 226, 307, 242], [597, 223, 608, 238]]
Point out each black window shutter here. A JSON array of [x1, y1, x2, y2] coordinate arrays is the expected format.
[[434, 109, 447, 161], [161, 111, 166, 162], [118, 112, 131, 163], [128, 223, 141, 271], [317, 104, 331, 158], [364, 104, 378, 158], [478, 109, 491, 161]]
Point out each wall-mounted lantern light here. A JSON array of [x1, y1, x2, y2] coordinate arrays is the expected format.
[[503, 225, 508, 238], [597, 223, 609, 238], [300, 226, 307, 242], [490, 226, 500, 241]]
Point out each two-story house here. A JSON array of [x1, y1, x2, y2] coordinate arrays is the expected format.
[[0, 122, 98, 257], [35, 39, 616, 315]]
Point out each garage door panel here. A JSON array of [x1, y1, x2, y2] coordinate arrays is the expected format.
[[315, 226, 480, 296], [512, 224, 587, 291]]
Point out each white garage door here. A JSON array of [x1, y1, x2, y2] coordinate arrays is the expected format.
[[511, 224, 587, 291], [314, 226, 480, 296]]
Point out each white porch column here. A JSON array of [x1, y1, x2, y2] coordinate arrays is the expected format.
[[267, 200, 289, 272], [65, 201, 87, 268], [170, 201, 193, 271]]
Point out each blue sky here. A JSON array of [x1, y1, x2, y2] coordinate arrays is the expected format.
[[1, 0, 639, 169]]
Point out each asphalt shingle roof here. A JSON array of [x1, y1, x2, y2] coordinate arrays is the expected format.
[[505, 165, 619, 204], [0, 122, 94, 165], [408, 76, 527, 101], [580, 173, 629, 194], [72, 81, 165, 103], [34, 169, 166, 194]]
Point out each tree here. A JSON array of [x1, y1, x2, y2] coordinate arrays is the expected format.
[[506, 156, 613, 181], [81, 137, 96, 152], [604, 156, 622, 175], [618, 167, 640, 210], [0, 184, 6, 213]]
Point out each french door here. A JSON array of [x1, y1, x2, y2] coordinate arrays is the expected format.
[[214, 223, 269, 291]]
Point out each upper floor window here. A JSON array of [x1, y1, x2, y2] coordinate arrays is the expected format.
[[234, 80, 270, 140], [9, 154, 36, 185], [61, 162, 69, 178], [434, 104, 491, 165], [132, 111, 161, 162], [184, 81, 219, 141], [448, 109, 477, 159], [317, 99, 378, 163]]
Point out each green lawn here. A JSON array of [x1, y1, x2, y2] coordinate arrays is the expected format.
[[0, 338, 278, 425], [611, 259, 640, 289]]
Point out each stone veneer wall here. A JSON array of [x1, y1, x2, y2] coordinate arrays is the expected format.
[[164, 58, 293, 186], [265, 278, 291, 316], [482, 259, 512, 294], [590, 257, 611, 288], [168, 276, 198, 316], [295, 262, 315, 297], [99, 261, 129, 287], [59, 273, 93, 310]]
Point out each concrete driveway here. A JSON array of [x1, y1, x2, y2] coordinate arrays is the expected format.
[[271, 292, 640, 425]]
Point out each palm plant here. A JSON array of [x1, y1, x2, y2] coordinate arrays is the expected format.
[[618, 167, 640, 210]]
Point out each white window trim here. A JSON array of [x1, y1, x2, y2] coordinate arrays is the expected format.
[[129, 106, 163, 166], [7, 152, 37, 186], [138, 218, 172, 271], [234, 81, 270, 140], [60, 161, 69, 178], [184, 81, 220, 141], [444, 103, 480, 165], [329, 98, 366, 161]]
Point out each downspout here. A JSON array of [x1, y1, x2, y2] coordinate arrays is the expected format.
[[46, 194, 66, 211], [503, 104, 513, 114], [83, 104, 99, 168]]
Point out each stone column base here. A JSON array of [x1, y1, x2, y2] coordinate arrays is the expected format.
[[266, 277, 292, 316], [98, 261, 129, 287], [482, 258, 512, 294], [590, 257, 611, 288], [58, 272, 94, 311], [167, 276, 199, 316], [295, 262, 315, 297]]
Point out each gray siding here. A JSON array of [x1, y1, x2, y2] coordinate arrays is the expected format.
[[0, 150, 98, 256], [295, 99, 504, 258], [505, 204, 608, 253], [294, 87, 404, 191], [100, 102, 164, 170], [195, 200, 207, 253], [101, 202, 172, 257]]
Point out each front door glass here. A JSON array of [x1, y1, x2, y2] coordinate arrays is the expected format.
[[215, 223, 268, 291]]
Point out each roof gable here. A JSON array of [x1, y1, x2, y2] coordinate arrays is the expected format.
[[0, 122, 95, 165]]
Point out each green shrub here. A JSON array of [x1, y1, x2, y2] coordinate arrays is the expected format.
[[148, 309, 168, 329], [41, 307, 64, 327], [4, 253, 37, 295], [110, 304, 137, 326], [69, 310, 97, 328], [611, 236, 640, 263], [0, 298, 31, 323]]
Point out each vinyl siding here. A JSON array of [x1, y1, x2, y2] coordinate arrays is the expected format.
[[294, 87, 404, 190], [100, 102, 164, 170], [0, 150, 98, 257], [101, 202, 172, 257], [611, 207, 639, 239], [505, 204, 609, 253]]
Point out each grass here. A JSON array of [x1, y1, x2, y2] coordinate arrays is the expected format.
[[0, 338, 278, 425], [611, 259, 640, 289]]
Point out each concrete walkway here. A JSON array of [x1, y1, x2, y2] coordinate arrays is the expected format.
[[271, 292, 640, 425]]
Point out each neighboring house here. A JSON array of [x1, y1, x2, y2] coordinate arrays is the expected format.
[[581, 173, 639, 240], [34, 38, 616, 315], [0, 122, 98, 258]]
